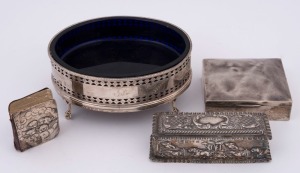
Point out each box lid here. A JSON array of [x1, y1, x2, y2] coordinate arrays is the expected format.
[[152, 112, 271, 140], [203, 59, 292, 106], [9, 88, 54, 117]]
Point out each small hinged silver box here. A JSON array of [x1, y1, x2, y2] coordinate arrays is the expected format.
[[8, 88, 60, 151], [203, 59, 292, 121], [150, 112, 272, 163]]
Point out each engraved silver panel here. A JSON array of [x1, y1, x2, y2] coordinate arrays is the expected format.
[[150, 112, 272, 163], [50, 54, 191, 113]]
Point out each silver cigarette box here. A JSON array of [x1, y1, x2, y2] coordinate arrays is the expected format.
[[150, 112, 272, 163], [203, 59, 292, 120]]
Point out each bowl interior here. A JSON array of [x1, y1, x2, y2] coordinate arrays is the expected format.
[[50, 17, 190, 78]]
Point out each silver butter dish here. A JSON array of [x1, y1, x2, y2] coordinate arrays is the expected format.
[[150, 112, 272, 163], [203, 59, 292, 121]]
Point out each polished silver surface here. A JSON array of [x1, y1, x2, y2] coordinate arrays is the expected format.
[[49, 49, 191, 114], [48, 17, 192, 115], [203, 59, 292, 120], [150, 112, 272, 163]]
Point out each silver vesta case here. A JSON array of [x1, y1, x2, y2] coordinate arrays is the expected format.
[[150, 112, 272, 163], [203, 59, 292, 121], [8, 88, 60, 152]]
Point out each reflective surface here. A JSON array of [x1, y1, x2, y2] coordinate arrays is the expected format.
[[203, 59, 292, 120], [62, 39, 180, 77], [48, 17, 192, 113], [50, 17, 190, 78]]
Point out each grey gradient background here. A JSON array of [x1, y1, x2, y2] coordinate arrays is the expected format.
[[0, 0, 299, 173]]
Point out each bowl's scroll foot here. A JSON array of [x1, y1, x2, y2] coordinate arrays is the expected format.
[[65, 100, 72, 120]]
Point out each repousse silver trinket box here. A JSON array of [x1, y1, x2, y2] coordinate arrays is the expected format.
[[203, 59, 292, 120], [8, 88, 60, 151], [150, 112, 272, 163]]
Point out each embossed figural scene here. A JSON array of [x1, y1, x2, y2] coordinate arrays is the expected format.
[[9, 88, 60, 152], [150, 112, 272, 163]]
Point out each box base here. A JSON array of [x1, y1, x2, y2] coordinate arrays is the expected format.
[[205, 105, 291, 121]]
